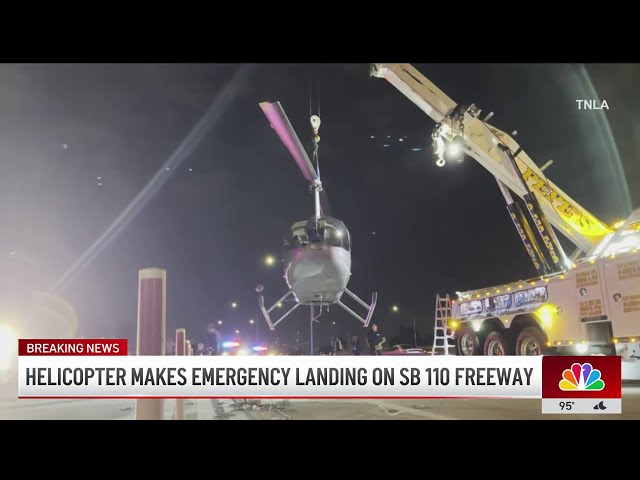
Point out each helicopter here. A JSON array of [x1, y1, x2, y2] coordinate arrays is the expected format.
[[256, 100, 377, 331]]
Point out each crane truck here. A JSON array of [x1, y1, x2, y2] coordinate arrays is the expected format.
[[371, 64, 640, 378]]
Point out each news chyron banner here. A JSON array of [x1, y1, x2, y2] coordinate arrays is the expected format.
[[17, 339, 621, 413]]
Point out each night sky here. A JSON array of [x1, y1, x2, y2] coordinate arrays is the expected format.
[[1, 63, 638, 349]]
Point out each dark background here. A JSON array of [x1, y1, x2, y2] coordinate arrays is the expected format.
[[1, 63, 637, 350]]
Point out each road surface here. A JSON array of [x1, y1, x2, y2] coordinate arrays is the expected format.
[[2, 383, 639, 420]]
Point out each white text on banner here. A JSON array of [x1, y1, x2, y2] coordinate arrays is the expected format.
[[18, 355, 542, 399]]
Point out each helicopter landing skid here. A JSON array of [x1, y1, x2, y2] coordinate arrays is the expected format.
[[258, 290, 301, 331], [259, 288, 377, 330], [337, 289, 378, 327]]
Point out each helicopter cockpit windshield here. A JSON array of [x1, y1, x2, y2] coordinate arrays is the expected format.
[[284, 217, 351, 252]]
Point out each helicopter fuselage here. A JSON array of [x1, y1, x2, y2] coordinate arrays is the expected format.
[[282, 216, 352, 306], [284, 243, 351, 305]]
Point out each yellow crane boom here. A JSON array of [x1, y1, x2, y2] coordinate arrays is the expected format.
[[370, 63, 614, 255]]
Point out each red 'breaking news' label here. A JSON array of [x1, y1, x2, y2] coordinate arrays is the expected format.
[[542, 355, 621, 399], [19, 339, 128, 356]]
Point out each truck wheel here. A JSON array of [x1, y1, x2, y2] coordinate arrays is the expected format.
[[515, 327, 547, 356], [456, 325, 480, 356], [484, 331, 513, 356]]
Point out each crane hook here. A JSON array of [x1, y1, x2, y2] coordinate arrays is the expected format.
[[311, 115, 321, 143]]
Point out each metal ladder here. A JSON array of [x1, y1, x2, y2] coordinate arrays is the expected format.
[[431, 294, 456, 355]]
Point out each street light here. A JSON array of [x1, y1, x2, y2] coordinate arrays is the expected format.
[[264, 255, 276, 267], [249, 319, 255, 325], [231, 302, 237, 309], [392, 305, 399, 313], [235, 329, 240, 334], [217, 320, 223, 325]]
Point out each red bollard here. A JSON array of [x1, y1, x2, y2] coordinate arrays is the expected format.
[[175, 328, 186, 420], [135, 268, 167, 420]]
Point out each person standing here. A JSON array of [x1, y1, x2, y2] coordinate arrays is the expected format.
[[351, 336, 362, 355], [367, 324, 385, 355], [204, 322, 221, 355]]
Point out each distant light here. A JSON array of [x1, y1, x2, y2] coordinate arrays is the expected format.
[[188, 168, 193, 172], [387, 135, 391, 138], [392, 305, 399, 312], [383, 144, 391, 148], [97, 183, 103, 186], [249, 319, 255, 325], [370, 135, 375, 139], [411, 148, 421, 152], [575, 344, 588, 354], [222, 341, 240, 348], [235, 329, 240, 334], [372, 232, 376, 235], [10, 251, 16, 256], [62, 144, 68, 149], [0, 324, 18, 370], [97, 176, 102, 180], [165, 167, 170, 171], [277, 302, 283, 308], [231, 302, 237, 308], [399, 138, 404, 142], [252, 346, 268, 352], [332, 321, 336, 325], [613, 220, 625, 229], [217, 320, 223, 325], [296, 331, 300, 334], [264, 255, 276, 267], [237, 348, 249, 356]]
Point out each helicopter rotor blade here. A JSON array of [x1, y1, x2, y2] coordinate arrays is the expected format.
[[260, 101, 318, 183]]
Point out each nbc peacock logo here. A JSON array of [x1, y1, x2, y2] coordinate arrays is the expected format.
[[559, 362, 605, 391]]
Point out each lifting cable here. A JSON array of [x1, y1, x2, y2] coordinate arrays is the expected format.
[[309, 70, 322, 179]]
